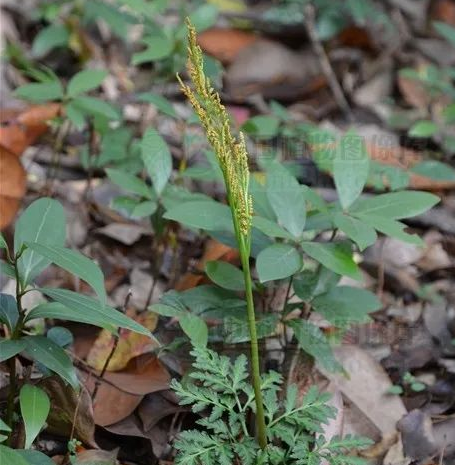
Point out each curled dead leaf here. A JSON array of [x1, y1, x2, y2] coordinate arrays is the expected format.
[[86, 311, 158, 371]]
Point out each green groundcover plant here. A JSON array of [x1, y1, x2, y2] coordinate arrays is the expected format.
[[0, 198, 153, 464], [149, 20, 440, 465]]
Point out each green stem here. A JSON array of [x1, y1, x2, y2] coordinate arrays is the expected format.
[[239, 235, 267, 450]]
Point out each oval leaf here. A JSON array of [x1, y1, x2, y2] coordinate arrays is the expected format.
[[25, 243, 106, 305], [256, 244, 302, 283], [205, 261, 245, 291], [20, 384, 50, 449], [0, 338, 26, 363]]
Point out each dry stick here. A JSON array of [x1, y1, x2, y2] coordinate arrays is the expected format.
[[91, 291, 132, 400], [303, 4, 354, 122]]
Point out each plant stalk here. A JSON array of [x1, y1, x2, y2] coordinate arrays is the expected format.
[[239, 236, 268, 450]]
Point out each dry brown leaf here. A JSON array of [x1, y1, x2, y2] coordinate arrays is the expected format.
[[397, 74, 432, 109], [0, 146, 26, 229], [39, 376, 97, 447], [103, 353, 170, 395], [0, 104, 60, 156], [86, 311, 158, 371], [83, 374, 143, 427], [318, 345, 407, 436], [198, 28, 258, 64], [431, 0, 455, 26]]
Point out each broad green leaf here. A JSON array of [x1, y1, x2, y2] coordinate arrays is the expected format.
[[132, 34, 173, 64], [14, 80, 64, 103], [0, 233, 6, 249], [333, 130, 370, 210], [25, 243, 106, 305], [32, 24, 69, 57], [443, 103, 455, 124], [72, 96, 120, 120], [14, 198, 66, 286], [241, 115, 280, 139], [350, 191, 439, 219], [410, 161, 455, 182], [408, 120, 439, 138], [164, 201, 233, 232], [132, 200, 157, 218], [287, 320, 342, 372], [312, 286, 381, 326], [106, 168, 151, 198], [149, 303, 183, 318], [0, 294, 18, 331], [293, 268, 341, 302], [225, 313, 278, 344], [355, 214, 424, 245], [137, 93, 178, 118], [85, 0, 133, 38], [205, 261, 245, 291], [67, 69, 108, 98], [179, 313, 208, 347], [65, 102, 86, 129], [266, 163, 306, 238], [0, 339, 26, 362], [23, 336, 78, 389], [20, 384, 50, 448], [333, 212, 377, 251], [252, 216, 293, 239], [0, 445, 29, 465], [189, 4, 219, 31], [433, 21, 455, 46], [36, 289, 155, 339], [141, 128, 172, 195], [47, 327, 73, 348], [256, 244, 302, 283], [0, 260, 15, 279], [301, 242, 362, 281], [16, 450, 55, 465]]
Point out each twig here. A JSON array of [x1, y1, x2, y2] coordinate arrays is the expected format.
[[91, 291, 131, 400], [303, 4, 353, 121]]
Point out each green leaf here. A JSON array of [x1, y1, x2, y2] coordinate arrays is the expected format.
[[266, 163, 306, 238], [106, 168, 151, 198], [252, 216, 293, 239], [137, 93, 178, 118], [256, 244, 302, 283], [0, 445, 29, 465], [333, 212, 377, 251], [14, 80, 64, 103], [0, 339, 26, 362], [35, 289, 155, 339], [433, 21, 455, 46], [205, 261, 245, 291], [67, 69, 108, 98], [141, 128, 172, 195], [25, 243, 106, 305], [301, 242, 362, 281], [354, 214, 424, 245], [0, 260, 15, 279], [350, 191, 439, 219], [47, 327, 73, 348], [164, 201, 233, 232], [312, 286, 381, 326], [241, 115, 280, 139], [410, 161, 455, 182], [20, 384, 50, 449], [333, 130, 370, 210], [32, 25, 69, 57], [65, 102, 86, 129], [0, 233, 7, 249], [14, 198, 66, 286], [23, 336, 78, 389], [293, 267, 340, 302], [408, 120, 439, 138], [132, 34, 173, 64], [179, 313, 208, 348], [287, 319, 341, 372], [0, 294, 18, 331], [189, 4, 219, 32], [149, 303, 183, 318], [16, 450, 55, 465], [72, 96, 120, 120], [132, 200, 157, 218]]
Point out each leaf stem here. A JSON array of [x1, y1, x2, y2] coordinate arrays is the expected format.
[[239, 235, 267, 449]]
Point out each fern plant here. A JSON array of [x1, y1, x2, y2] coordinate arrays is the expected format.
[[172, 347, 372, 464], [167, 20, 373, 464]]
